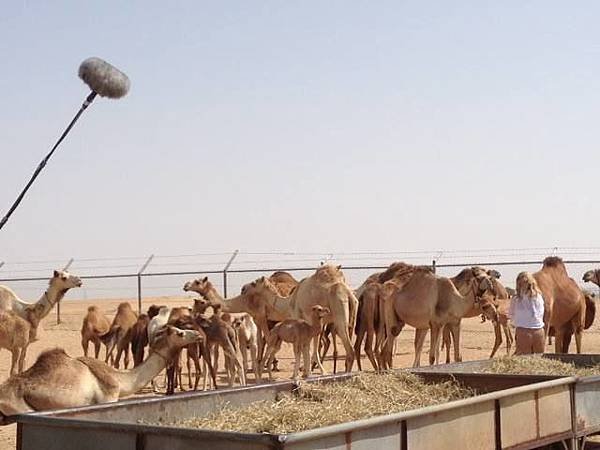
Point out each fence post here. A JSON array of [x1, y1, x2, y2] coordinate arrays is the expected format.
[[57, 258, 74, 324], [0, 262, 4, 269], [432, 259, 436, 274], [137, 255, 154, 314], [222, 249, 239, 299]]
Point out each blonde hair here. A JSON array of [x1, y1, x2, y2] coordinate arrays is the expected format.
[[516, 271, 541, 299]]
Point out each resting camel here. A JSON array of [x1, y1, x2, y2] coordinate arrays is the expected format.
[[81, 306, 112, 360], [104, 302, 138, 369], [261, 305, 330, 381], [379, 267, 496, 367], [0, 270, 82, 322], [534, 257, 587, 353], [0, 325, 201, 421]]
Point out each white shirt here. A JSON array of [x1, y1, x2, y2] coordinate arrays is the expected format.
[[509, 294, 545, 329]]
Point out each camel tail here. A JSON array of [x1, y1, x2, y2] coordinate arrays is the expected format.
[[354, 294, 364, 335], [585, 295, 596, 330]]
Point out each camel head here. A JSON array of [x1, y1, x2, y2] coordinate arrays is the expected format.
[[243, 276, 279, 295], [583, 269, 600, 286], [147, 304, 167, 319], [183, 276, 211, 296], [151, 325, 202, 359], [51, 270, 82, 290], [192, 298, 212, 316], [487, 269, 501, 279], [315, 264, 346, 284], [310, 304, 330, 319], [380, 280, 400, 300]]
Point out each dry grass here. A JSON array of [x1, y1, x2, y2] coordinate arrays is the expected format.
[[485, 356, 600, 377], [153, 372, 473, 434]]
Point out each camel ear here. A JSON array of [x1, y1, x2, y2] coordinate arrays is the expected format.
[[53, 270, 60, 278], [202, 276, 208, 282], [337, 265, 342, 271]]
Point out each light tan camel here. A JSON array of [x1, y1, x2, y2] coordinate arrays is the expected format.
[[261, 305, 330, 381], [104, 302, 138, 369], [379, 267, 495, 368], [0, 311, 36, 376], [440, 267, 501, 363], [534, 257, 587, 353], [81, 306, 111, 360], [0, 270, 82, 322], [231, 313, 259, 380], [0, 325, 201, 420]]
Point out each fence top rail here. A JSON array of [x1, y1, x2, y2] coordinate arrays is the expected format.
[[1, 259, 599, 283]]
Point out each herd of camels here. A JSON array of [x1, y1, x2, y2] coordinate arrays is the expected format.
[[0, 256, 597, 420]]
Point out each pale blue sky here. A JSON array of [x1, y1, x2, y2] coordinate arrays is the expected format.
[[2, 1, 600, 265]]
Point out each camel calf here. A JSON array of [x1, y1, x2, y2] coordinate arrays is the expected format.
[[81, 306, 111, 360], [261, 305, 330, 381], [231, 313, 259, 380], [105, 303, 138, 369]]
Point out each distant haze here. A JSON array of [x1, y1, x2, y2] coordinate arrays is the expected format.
[[2, 2, 600, 268]]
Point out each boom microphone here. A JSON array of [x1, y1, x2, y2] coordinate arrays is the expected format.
[[0, 57, 130, 231]]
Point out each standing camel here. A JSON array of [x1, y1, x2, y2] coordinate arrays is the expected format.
[[0, 270, 82, 321], [81, 306, 112, 360], [379, 267, 495, 368], [0, 325, 202, 420], [105, 303, 138, 369], [534, 257, 586, 353]]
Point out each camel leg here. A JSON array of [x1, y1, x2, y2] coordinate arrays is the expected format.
[[554, 328, 564, 354], [293, 343, 301, 380], [239, 340, 249, 376], [250, 342, 259, 382], [18, 346, 27, 373], [442, 325, 451, 364], [10, 349, 20, 376], [82, 338, 89, 358], [311, 335, 327, 375], [94, 340, 101, 359], [428, 324, 442, 366], [413, 328, 428, 367], [264, 340, 281, 382], [449, 322, 462, 362], [331, 328, 338, 374], [489, 321, 503, 358], [303, 344, 311, 379], [201, 342, 217, 390]]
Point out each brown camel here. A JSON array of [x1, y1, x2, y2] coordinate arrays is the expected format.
[[105, 302, 138, 369], [165, 316, 216, 394], [379, 267, 495, 367], [353, 281, 382, 371], [0, 312, 36, 376], [267, 271, 299, 296], [534, 257, 586, 353], [81, 306, 111, 360], [130, 314, 150, 367], [261, 305, 330, 381], [0, 325, 202, 421]]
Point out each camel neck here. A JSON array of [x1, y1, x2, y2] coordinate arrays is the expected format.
[[221, 293, 248, 313], [116, 352, 167, 397], [32, 286, 66, 321], [263, 290, 292, 321], [202, 287, 225, 304]]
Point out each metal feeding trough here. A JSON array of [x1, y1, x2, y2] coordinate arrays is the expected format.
[[14, 369, 581, 450], [413, 353, 600, 448]]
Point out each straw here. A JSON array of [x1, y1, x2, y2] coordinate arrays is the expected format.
[[151, 372, 473, 434], [484, 355, 600, 377]]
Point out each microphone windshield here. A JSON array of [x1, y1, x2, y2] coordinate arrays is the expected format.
[[78, 57, 130, 99]]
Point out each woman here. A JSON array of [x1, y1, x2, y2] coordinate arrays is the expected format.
[[509, 272, 545, 355]]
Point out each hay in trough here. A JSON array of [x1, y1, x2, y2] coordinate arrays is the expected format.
[[153, 372, 473, 434], [485, 356, 600, 377]]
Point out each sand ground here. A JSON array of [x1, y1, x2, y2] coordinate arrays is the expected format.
[[1, 297, 600, 449]]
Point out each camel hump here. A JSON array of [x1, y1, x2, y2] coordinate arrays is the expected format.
[[585, 293, 596, 329], [542, 256, 566, 271], [25, 348, 71, 377], [77, 357, 119, 391]]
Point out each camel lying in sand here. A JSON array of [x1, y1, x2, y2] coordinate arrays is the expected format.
[[0, 325, 201, 422]]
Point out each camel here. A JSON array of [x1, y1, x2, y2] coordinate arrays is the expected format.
[[81, 306, 112, 360], [148, 306, 170, 345], [231, 313, 259, 380], [440, 267, 504, 363], [0, 311, 36, 376], [353, 281, 382, 371], [165, 316, 216, 394], [130, 314, 150, 367], [379, 267, 496, 368], [267, 271, 299, 296], [261, 305, 330, 381], [533, 257, 587, 353], [0, 270, 82, 323], [0, 325, 202, 420], [104, 302, 138, 369]]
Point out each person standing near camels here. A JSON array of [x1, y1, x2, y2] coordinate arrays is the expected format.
[[510, 272, 545, 355]]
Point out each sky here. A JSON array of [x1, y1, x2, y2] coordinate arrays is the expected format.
[[2, 1, 600, 273]]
